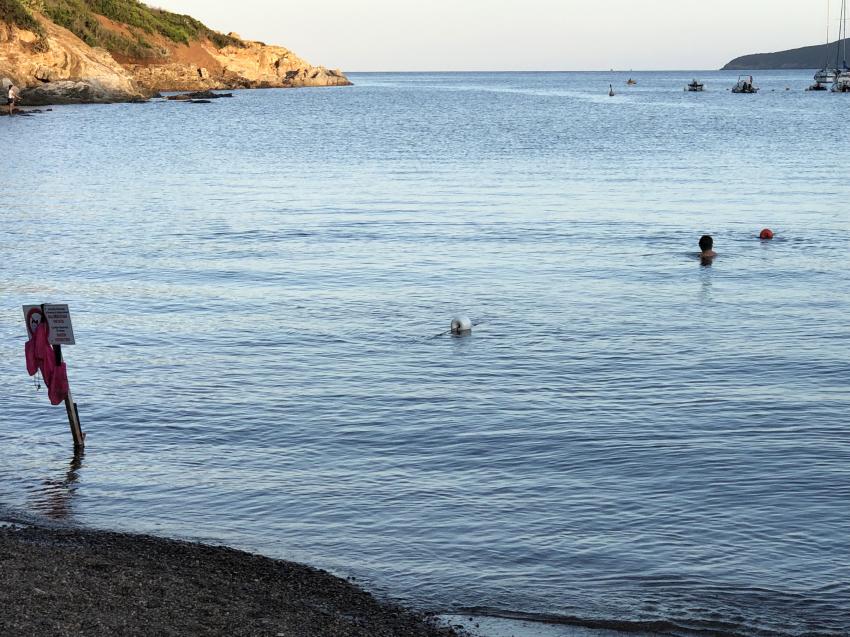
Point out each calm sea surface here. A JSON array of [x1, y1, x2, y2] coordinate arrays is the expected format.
[[1, 71, 849, 637]]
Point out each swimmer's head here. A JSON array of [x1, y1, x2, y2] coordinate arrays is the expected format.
[[699, 235, 713, 252]]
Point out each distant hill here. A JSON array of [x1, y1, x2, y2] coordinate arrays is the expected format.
[[723, 39, 849, 70]]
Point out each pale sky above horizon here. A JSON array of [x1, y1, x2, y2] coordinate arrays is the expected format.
[[152, 1, 837, 71]]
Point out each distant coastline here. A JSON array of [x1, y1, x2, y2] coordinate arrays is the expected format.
[[723, 38, 849, 70]]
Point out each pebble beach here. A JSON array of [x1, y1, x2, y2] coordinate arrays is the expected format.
[[0, 523, 460, 637]]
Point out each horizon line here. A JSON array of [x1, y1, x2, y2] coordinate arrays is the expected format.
[[339, 68, 818, 74]]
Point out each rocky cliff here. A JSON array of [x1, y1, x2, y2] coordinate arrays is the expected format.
[[0, 0, 350, 105], [1, 17, 143, 103], [125, 33, 351, 94]]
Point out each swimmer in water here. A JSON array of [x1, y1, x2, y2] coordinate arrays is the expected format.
[[699, 235, 716, 263]]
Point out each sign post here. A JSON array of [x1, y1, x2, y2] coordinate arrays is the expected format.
[[23, 304, 85, 450]]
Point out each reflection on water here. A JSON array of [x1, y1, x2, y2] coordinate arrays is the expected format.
[[698, 267, 712, 303], [29, 451, 83, 520]]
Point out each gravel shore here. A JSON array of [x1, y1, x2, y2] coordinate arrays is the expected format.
[[0, 524, 461, 637]]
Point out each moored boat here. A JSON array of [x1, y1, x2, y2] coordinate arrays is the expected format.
[[814, 67, 837, 84], [814, 0, 838, 84], [731, 75, 759, 93], [831, 0, 849, 92], [686, 79, 704, 92], [833, 70, 850, 91]]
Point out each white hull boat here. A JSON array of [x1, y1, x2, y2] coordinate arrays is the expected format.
[[732, 75, 758, 93], [831, 0, 849, 91]]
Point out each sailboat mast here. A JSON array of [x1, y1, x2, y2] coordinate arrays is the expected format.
[[835, 0, 842, 68], [826, 0, 832, 68], [837, 0, 847, 69], [839, 0, 849, 69]]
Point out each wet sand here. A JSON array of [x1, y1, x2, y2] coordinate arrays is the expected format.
[[0, 523, 460, 637]]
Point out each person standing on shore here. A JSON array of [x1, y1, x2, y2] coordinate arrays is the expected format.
[[7, 83, 20, 116]]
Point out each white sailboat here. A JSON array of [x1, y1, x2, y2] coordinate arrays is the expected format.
[[814, 0, 838, 84], [831, 0, 850, 91]]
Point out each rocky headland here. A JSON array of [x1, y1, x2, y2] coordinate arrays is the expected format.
[[723, 38, 850, 70], [0, 0, 351, 106]]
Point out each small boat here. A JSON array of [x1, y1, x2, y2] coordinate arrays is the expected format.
[[807, 81, 829, 91], [731, 75, 759, 93], [626, 78, 637, 85], [686, 79, 704, 92], [833, 70, 850, 92]]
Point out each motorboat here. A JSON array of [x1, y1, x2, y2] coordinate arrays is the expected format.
[[731, 75, 759, 93], [833, 70, 850, 91], [807, 81, 829, 91], [686, 79, 704, 92]]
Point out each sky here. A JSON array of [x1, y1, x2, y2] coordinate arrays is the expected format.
[[151, 0, 836, 71]]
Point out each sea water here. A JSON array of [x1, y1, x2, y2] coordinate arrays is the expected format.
[[1, 71, 848, 637]]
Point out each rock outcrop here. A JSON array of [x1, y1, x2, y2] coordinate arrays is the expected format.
[[126, 38, 351, 93], [0, 19, 143, 104], [0, 3, 351, 105]]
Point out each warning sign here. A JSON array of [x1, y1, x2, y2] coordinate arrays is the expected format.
[[22, 305, 45, 340], [44, 304, 75, 345], [23, 304, 75, 345]]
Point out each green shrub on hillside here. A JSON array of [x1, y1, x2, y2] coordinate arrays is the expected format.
[[92, 0, 245, 48], [0, 0, 45, 35], [86, 0, 192, 43], [2, 0, 241, 60]]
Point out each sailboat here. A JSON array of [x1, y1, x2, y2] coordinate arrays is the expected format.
[[814, 0, 838, 84], [831, 0, 850, 91]]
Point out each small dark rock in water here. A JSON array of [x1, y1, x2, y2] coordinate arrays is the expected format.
[[167, 90, 234, 101], [0, 108, 44, 117]]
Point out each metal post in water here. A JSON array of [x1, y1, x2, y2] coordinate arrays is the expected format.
[[54, 343, 85, 450]]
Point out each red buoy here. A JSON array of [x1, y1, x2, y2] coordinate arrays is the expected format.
[[759, 228, 774, 240]]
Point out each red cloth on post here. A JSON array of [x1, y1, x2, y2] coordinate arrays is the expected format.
[[48, 363, 69, 405], [25, 322, 68, 404]]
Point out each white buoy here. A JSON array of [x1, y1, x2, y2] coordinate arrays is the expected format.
[[450, 316, 472, 335]]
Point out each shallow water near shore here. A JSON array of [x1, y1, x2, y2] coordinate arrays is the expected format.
[[2, 70, 849, 637]]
